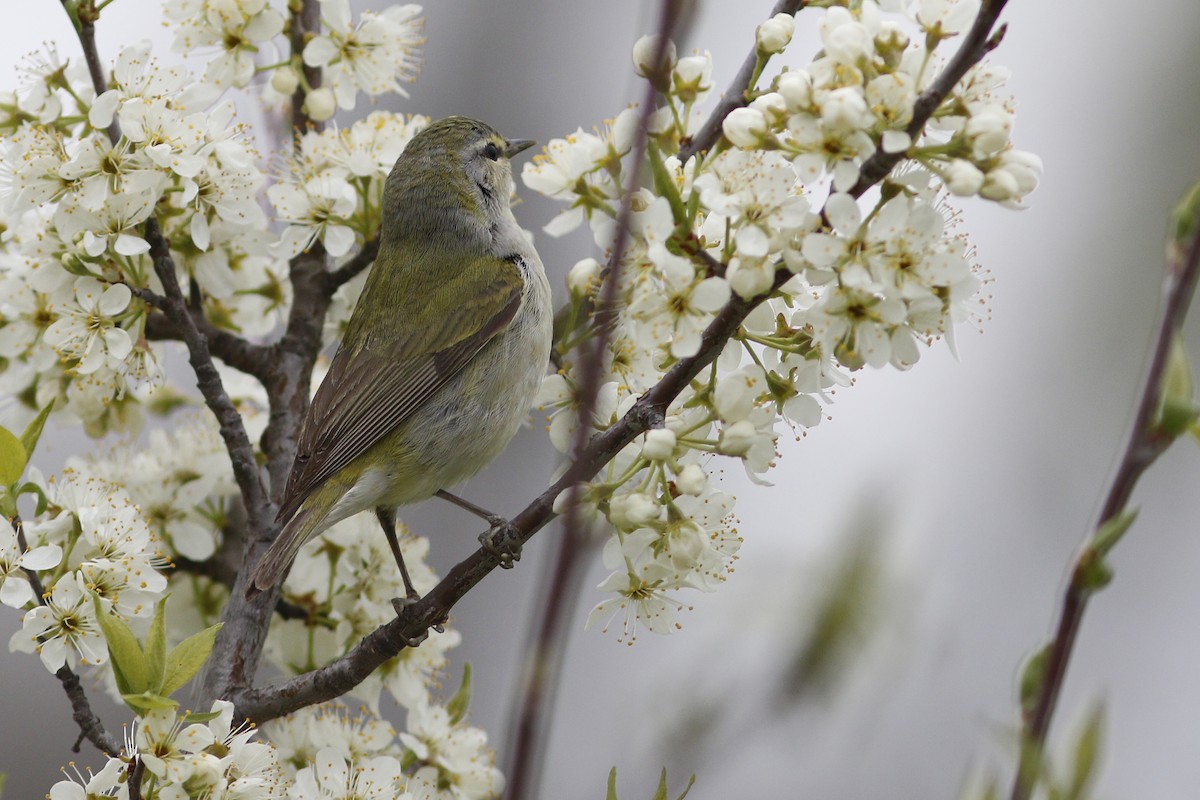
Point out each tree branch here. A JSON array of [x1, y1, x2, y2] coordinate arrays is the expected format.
[[677, 0, 808, 163], [198, 0, 334, 705], [1008, 200, 1200, 800], [849, 0, 1010, 199]]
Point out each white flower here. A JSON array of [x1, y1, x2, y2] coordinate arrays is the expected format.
[[291, 746, 405, 800], [89, 43, 188, 130], [270, 173, 359, 257], [53, 190, 157, 259], [303, 1, 425, 110], [694, 149, 810, 260], [166, 0, 286, 88], [43, 278, 134, 376], [9, 572, 106, 671], [0, 516, 62, 608], [400, 696, 504, 800]]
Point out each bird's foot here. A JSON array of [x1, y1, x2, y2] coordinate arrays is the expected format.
[[479, 516, 522, 569], [390, 595, 430, 647]]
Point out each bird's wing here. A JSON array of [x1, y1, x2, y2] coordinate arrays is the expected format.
[[277, 252, 527, 522]]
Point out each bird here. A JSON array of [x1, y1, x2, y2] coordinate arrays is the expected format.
[[246, 116, 552, 611]]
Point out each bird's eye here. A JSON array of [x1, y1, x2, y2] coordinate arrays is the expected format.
[[483, 142, 501, 161]]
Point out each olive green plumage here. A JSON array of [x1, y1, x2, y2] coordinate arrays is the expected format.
[[247, 116, 552, 597]]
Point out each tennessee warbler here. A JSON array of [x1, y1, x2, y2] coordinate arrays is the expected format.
[[247, 116, 552, 607]]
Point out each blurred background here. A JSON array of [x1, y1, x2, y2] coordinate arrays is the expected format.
[[4, 1, 1200, 797]]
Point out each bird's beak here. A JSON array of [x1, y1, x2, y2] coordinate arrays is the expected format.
[[504, 138, 537, 158]]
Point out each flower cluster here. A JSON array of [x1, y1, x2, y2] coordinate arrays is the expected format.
[[269, 110, 428, 263], [49, 700, 283, 799], [7, 470, 167, 672], [525, 0, 1037, 640], [264, 697, 503, 800], [0, 39, 278, 433]]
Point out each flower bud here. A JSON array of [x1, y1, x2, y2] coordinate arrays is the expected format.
[[674, 463, 707, 496], [757, 13, 796, 55], [673, 53, 713, 104], [302, 87, 336, 122], [608, 491, 660, 529], [722, 107, 768, 148], [820, 87, 873, 132], [641, 428, 677, 461], [944, 159, 984, 196], [748, 91, 787, 128], [567, 257, 601, 297], [776, 70, 814, 111], [965, 104, 1012, 158], [270, 65, 300, 95], [717, 420, 758, 457], [633, 34, 677, 93], [979, 167, 1019, 202]]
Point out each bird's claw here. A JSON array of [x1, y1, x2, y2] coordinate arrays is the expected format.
[[391, 596, 429, 647], [479, 517, 521, 568]]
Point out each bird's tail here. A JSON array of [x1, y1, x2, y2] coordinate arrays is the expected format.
[[245, 505, 324, 599]]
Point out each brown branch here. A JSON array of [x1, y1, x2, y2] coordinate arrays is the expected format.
[[13, 516, 120, 756], [849, 0, 1010, 199], [231, 261, 782, 723], [142, 306, 274, 382], [144, 220, 272, 534], [324, 238, 379, 291], [678, 0, 808, 163], [198, 0, 334, 706], [1009, 202, 1200, 800]]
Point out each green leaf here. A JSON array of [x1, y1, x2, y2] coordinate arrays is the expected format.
[[1065, 703, 1105, 800], [1158, 337, 1198, 437], [652, 769, 669, 800], [446, 663, 472, 725], [1019, 643, 1050, 720], [18, 401, 54, 461], [1170, 180, 1200, 248], [0, 426, 26, 486], [673, 775, 696, 800], [122, 691, 179, 714], [91, 594, 149, 697], [16, 481, 49, 515], [181, 709, 223, 724], [606, 767, 619, 800], [647, 141, 686, 225], [1079, 509, 1138, 591], [161, 622, 223, 696], [144, 596, 169, 694]]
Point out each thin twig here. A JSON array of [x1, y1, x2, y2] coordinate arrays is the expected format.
[[14, 516, 120, 756], [501, 6, 688, 796], [678, 0, 807, 163], [1009, 206, 1200, 800]]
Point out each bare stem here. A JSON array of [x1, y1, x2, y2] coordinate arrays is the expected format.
[[1009, 206, 1200, 800]]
